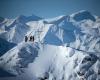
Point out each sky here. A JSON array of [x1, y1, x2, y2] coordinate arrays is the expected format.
[[0, 0, 100, 19]]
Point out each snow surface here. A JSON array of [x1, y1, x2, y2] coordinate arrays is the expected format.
[[0, 10, 100, 80]]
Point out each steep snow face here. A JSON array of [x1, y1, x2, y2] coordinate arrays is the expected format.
[[43, 22, 77, 45], [0, 42, 39, 75], [0, 23, 29, 43], [26, 20, 52, 42], [30, 44, 100, 80], [0, 16, 51, 44], [0, 17, 30, 43], [43, 10, 100, 52], [1, 43, 99, 80]]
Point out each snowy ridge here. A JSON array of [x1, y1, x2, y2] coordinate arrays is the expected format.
[[0, 42, 39, 75], [0, 43, 100, 80], [0, 10, 100, 80]]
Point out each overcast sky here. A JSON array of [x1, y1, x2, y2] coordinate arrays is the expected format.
[[0, 0, 100, 18]]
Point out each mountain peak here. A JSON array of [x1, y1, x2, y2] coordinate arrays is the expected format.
[[27, 14, 42, 21], [16, 14, 42, 23], [72, 10, 96, 21], [17, 15, 26, 19]]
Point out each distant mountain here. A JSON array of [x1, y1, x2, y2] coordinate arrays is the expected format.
[[43, 10, 100, 52], [15, 14, 42, 23], [72, 10, 96, 21], [0, 10, 100, 80]]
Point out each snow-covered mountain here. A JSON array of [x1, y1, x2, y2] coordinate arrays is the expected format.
[[0, 10, 100, 80]]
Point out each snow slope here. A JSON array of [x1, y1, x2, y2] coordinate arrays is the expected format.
[[0, 43, 100, 80], [0, 10, 100, 80], [43, 10, 100, 53], [0, 16, 52, 44], [0, 42, 39, 75]]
